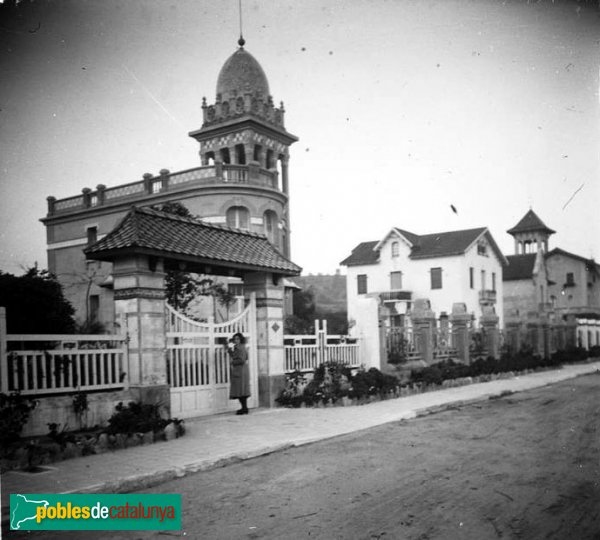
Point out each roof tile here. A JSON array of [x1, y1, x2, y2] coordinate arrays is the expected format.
[[85, 207, 301, 275], [503, 254, 537, 280], [507, 210, 555, 235]]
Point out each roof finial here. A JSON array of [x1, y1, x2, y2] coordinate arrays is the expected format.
[[238, 0, 245, 48]]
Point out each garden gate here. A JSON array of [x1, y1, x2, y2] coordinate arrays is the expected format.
[[166, 294, 258, 418]]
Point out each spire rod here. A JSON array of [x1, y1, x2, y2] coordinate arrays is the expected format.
[[238, 0, 245, 47]]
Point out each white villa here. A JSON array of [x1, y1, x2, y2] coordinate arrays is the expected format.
[[341, 226, 508, 335]]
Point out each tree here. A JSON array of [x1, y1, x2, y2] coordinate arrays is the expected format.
[[153, 201, 236, 315], [284, 288, 316, 334], [0, 267, 76, 333], [285, 287, 349, 335]]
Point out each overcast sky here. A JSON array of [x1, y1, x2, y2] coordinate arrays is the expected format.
[[1, 0, 599, 276]]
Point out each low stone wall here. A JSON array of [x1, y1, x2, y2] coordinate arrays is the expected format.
[[22, 389, 139, 437], [2, 421, 184, 472]]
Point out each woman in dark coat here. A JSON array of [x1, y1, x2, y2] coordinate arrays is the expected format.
[[226, 332, 250, 415]]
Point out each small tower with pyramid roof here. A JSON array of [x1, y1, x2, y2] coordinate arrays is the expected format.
[[507, 209, 555, 255]]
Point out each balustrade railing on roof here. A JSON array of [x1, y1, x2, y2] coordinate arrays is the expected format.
[[47, 163, 280, 216]]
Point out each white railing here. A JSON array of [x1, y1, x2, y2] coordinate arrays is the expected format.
[[284, 321, 360, 373], [165, 297, 255, 390], [1, 333, 128, 396]]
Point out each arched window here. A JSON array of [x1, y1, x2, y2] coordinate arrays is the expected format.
[[235, 144, 246, 165], [263, 210, 278, 245], [220, 148, 231, 164], [391, 241, 399, 258], [226, 206, 249, 230], [266, 149, 274, 169]]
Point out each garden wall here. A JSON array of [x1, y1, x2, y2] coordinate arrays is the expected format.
[[22, 388, 140, 437]]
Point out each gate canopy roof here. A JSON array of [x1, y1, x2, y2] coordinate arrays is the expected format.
[[84, 207, 301, 277]]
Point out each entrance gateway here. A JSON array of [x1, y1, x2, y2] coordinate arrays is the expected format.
[[166, 298, 258, 418], [84, 206, 301, 415]]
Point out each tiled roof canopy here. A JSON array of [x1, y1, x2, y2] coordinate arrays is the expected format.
[[507, 210, 555, 235], [341, 227, 505, 266], [503, 254, 537, 281], [84, 207, 301, 276]]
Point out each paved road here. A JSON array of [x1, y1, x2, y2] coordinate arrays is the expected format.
[[9, 372, 600, 539]]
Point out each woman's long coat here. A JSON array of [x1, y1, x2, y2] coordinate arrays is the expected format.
[[228, 345, 250, 398]]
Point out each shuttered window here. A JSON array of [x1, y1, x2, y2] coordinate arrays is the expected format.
[[357, 274, 368, 294], [430, 267, 442, 289]]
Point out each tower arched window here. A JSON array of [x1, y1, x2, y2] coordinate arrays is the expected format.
[[220, 148, 231, 164], [235, 144, 246, 165], [266, 149, 274, 169], [226, 206, 249, 230], [263, 210, 278, 245]]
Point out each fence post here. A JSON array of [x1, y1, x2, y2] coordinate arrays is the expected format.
[[411, 299, 435, 365], [0, 307, 7, 393], [480, 306, 500, 359], [450, 303, 471, 364], [115, 311, 130, 390], [321, 319, 328, 363]]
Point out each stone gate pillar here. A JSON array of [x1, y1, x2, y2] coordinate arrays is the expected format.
[[504, 319, 522, 354], [480, 306, 500, 359], [565, 315, 578, 349], [450, 303, 471, 364], [541, 315, 551, 358], [113, 255, 169, 410], [526, 314, 544, 356], [411, 299, 435, 365], [243, 271, 285, 408]]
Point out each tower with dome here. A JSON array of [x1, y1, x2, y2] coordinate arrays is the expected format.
[[42, 37, 298, 328], [189, 36, 298, 257]]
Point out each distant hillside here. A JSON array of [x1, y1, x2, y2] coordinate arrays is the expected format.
[[291, 273, 347, 313]]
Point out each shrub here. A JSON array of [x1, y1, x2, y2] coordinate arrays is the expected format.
[[277, 364, 397, 406], [275, 370, 307, 408], [588, 345, 600, 358], [349, 368, 398, 399], [0, 392, 38, 447], [47, 422, 75, 450], [287, 362, 354, 405], [106, 401, 169, 435], [312, 361, 353, 403]]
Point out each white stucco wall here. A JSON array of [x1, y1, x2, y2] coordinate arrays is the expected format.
[[348, 295, 381, 370], [345, 230, 505, 332]]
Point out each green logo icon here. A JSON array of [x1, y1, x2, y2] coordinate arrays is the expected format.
[[10, 494, 181, 530]]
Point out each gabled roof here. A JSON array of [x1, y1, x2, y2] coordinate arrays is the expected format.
[[341, 227, 507, 266], [410, 227, 488, 259], [395, 228, 421, 246], [84, 207, 301, 276], [546, 248, 600, 273], [374, 228, 416, 251], [503, 254, 537, 281], [339, 241, 379, 266], [507, 209, 555, 236]]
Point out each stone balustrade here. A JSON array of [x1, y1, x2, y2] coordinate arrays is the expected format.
[[47, 164, 280, 216]]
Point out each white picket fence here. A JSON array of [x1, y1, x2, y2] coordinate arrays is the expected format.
[[0, 308, 128, 396], [284, 320, 361, 373]]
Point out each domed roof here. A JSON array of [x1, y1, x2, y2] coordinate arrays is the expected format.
[[216, 47, 270, 100]]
